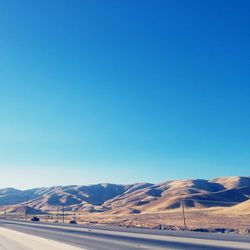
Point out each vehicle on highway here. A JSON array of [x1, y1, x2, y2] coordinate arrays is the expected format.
[[31, 216, 40, 222], [69, 220, 77, 224]]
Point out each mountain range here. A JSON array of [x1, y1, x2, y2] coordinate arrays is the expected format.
[[0, 176, 249, 215]]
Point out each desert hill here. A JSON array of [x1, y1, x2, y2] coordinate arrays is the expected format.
[[217, 198, 250, 215], [1, 205, 46, 214], [102, 178, 250, 214], [211, 176, 250, 189], [0, 188, 27, 205], [0, 176, 249, 215]]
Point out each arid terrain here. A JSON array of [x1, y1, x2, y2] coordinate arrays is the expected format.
[[1, 176, 250, 233]]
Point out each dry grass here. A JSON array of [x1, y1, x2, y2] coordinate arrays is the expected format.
[[55, 207, 250, 233], [79, 209, 250, 232], [4, 207, 250, 233]]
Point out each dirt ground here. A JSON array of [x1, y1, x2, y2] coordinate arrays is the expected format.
[[76, 208, 250, 233], [3, 207, 250, 234]]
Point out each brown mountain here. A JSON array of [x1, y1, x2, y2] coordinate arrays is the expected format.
[[217, 198, 250, 215], [101, 178, 250, 214], [0, 176, 249, 215], [1, 205, 46, 215]]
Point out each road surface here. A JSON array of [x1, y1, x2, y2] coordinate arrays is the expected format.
[[0, 219, 249, 249], [0, 226, 83, 250]]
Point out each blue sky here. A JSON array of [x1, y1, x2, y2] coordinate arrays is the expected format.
[[0, 0, 249, 189]]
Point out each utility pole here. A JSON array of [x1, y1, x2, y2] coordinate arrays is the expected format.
[[25, 196, 29, 220], [56, 206, 59, 222], [62, 204, 65, 223], [181, 199, 187, 230], [73, 208, 76, 221]]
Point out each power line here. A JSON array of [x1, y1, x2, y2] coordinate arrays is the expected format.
[[184, 198, 240, 205], [62, 204, 65, 223], [73, 208, 76, 221], [25, 196, 29, 220], [181, 199, 187, 230], [56, 206, 59, 222]]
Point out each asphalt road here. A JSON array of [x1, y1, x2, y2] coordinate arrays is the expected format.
[[0, 227, 82, 250], [0, 219, 249, 250]]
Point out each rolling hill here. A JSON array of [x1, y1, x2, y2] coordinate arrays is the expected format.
[[0, 176, 249, 215], [217, 198, 250, 215]]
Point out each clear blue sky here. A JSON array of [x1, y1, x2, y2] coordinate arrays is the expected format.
[[0, 0, 249, 189]]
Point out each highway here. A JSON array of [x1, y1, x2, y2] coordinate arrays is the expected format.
[[0, 219, 250, 250], [0, 226, 83, 250]]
